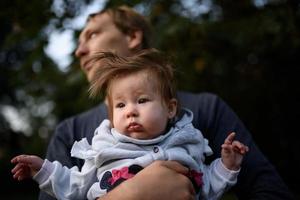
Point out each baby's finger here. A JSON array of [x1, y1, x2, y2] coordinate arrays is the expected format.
[[17, 173, 28, 181], [221, 144, 231, 151], [11, 155, 21, 163], [224, 132, 236, 144], [11, 155, 29, 164], [240, 145, 249, 154], [13, 168, 24, 180], [232, 141, 249, 154], [11, 163, 24, 174]]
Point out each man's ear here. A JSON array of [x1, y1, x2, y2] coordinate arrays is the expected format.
[[126, 30, 143, 50], [167, 98, 178, 119]]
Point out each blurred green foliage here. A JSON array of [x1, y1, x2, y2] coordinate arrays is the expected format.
[[1, 0, 299, 199]]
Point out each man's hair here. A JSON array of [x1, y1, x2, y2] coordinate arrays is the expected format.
[[89, 48, 177, 119], [89, 5, 152, 49]]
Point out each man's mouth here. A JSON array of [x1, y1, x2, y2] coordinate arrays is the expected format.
[[81, 59, 92, 72]]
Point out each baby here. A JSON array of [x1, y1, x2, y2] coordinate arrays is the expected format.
[[11, 49, 248, 199]]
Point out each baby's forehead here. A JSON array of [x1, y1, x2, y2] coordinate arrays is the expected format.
[[113, 75, 157, 91], [111, 69, 159, 85], [111, 73, 159, 91], [113, 89, 148, 99]]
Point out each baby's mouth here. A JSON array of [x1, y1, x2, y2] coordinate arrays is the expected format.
[[127, 122, 143, 132]]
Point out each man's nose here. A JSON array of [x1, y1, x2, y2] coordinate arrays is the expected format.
[[75, 42, 88, 58]]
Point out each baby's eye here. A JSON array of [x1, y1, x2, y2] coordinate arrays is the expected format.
[[116, 102, 125, 108], [138, 98, 149, 104]]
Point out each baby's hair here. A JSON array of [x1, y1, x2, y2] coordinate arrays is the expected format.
[[89, 48, 177, 105]]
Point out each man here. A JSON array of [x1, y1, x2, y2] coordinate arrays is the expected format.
[[40, 5, 294, 200]]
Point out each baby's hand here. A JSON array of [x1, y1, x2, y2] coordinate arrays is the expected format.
[[11, 155, 44, 181], [221, 132, 249, 171]]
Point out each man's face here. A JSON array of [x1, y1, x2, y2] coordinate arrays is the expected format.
[[75, 13, 132, 82]]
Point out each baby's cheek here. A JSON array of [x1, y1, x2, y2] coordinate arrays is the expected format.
[[113, 117, 123, 132]]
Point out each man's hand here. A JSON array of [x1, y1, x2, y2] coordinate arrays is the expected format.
[[99, 160, 196, 200]]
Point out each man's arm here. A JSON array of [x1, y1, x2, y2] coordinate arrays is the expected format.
[[178, 91, 294, 199], [99, 161, 195, 200]]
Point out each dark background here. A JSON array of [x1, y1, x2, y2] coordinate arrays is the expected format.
[[1, 0, 299, 199]]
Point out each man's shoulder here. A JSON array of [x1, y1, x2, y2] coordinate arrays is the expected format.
[[75, 103, 106, 119], [58, 102, 107, 128], [177, 91, 227, 129], [177, 91, 220, 107]]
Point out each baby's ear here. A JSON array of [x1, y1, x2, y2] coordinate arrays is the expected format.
[[167, 98, 177, 119]]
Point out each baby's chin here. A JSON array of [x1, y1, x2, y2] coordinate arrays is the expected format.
[[125, 132, 154, 140]]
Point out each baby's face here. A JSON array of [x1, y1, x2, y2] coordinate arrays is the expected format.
[[109, 71, 176, 140]]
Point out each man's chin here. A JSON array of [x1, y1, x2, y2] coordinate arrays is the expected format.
[[87, 73, 95, 83]]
